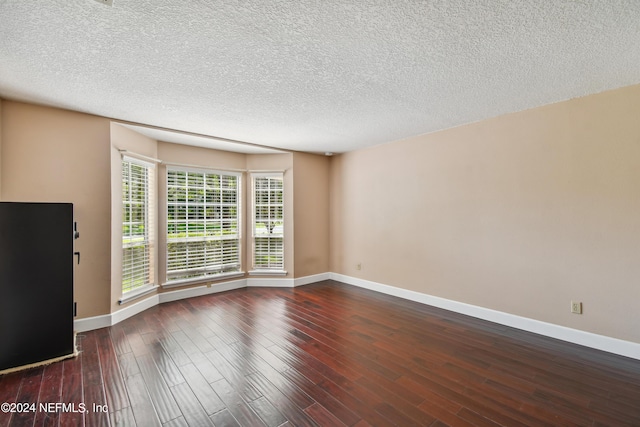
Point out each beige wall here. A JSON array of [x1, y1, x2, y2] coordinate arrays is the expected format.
[[293, 152, 330, 277], [0, 103, 328, 321], [2, 101, 112, 318], [5, 85, 637, 347], [330, 84, 640, 344]]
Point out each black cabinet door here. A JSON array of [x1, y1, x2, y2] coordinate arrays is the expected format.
[[0, 202, 74, 371]]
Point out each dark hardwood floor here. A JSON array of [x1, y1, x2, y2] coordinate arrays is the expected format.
[[1, 280, 639, 426]]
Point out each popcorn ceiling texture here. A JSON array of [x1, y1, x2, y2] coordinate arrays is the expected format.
[[1, 0, 640, 153]]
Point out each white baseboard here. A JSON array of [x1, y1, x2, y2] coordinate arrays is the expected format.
[[74, 271, 640, 361], [74, 294, 161, 332], [329, 273, 640, 361], [294, 272, 331, 287], [112, 294, 160, 325], [247, 277, 295, 287], [74, 273, 328, 331], [74, 313, 112, 332], [159, 279, 247, 303]]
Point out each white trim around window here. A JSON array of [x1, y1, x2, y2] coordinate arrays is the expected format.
[[121, 156, 156, 296], [251, 172, 285, 274], [165, 166, 242, 284]]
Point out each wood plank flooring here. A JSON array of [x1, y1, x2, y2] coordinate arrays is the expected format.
[[1, 280, 639, 426]]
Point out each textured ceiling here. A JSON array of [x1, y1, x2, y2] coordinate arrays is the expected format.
[[1, 1, 640, 154]]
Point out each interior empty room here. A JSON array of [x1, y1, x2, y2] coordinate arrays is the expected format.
[[1, 1, 639, 426]]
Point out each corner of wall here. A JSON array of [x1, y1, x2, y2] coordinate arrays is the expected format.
[[292, 152, 331, 277]]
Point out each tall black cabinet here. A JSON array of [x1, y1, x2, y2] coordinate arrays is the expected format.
[[0, 202, 75, 372]]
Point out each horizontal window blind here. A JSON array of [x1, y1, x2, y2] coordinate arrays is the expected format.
[[253, 174, 284, 270], [122, 157, 155, 293], [167, 168, 241, 281]]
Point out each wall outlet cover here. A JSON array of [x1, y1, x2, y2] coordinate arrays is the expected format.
[[571, 301, 583, 314]]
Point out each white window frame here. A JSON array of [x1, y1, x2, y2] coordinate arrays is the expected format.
[[165, 166, 242, 285], [121, 156, 156, 300], [250, 172, 286, 275]]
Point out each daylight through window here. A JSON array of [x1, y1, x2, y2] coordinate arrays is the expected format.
[[167, 168, 241, 282], [252, 173, 284, 271], [122, 157, 155, 293]]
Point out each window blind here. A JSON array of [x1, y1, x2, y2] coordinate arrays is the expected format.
[[122, 157, 155, 293], [252, 174, 284, 270], [166, 168, 241, 281]]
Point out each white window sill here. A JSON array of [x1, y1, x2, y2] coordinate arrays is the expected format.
[[248, 270, 288, 276], [162, 271, 245, 289], [119, 284, 158, 305]]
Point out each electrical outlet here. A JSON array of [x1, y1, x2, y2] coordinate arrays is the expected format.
[[356, 263, 361, 270], [571, 301, 582, 314]]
